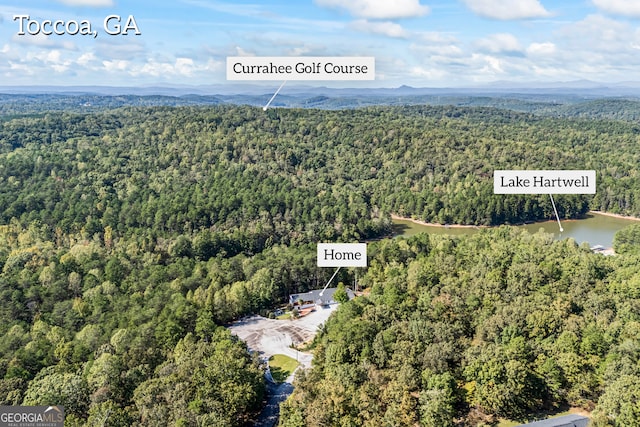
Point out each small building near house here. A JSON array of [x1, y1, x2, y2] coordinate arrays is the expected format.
[[590, 245, 616, 256], [517, 414, 589, 427], [289, 287, 355, 309]]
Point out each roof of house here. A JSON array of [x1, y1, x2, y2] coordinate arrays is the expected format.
[[289, 287, 354, 304], [517, 414, 589, 427]]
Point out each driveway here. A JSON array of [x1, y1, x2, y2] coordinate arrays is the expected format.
[[229, 305, 338, 427], [229, 304, 337, 369]]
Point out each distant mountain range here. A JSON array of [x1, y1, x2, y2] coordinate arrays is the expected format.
[[3, 83, 640, 121], [3, 80, 640, 97]]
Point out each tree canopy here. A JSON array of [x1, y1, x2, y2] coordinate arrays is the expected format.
[[280, 229, 640, 425], [1, 99, 640, 424]]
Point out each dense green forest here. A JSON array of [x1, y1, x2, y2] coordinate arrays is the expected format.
[[0, 94, 223, 117], [280, 229, 640, 426], [1, 100, 640, 424], [2, 104, 640, 239], [0, 220, 277, 425], [4, 93, 640, 119]]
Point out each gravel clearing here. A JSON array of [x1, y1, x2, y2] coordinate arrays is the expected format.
[[230, 305, 339, 426], [229, 304, 337, 369]]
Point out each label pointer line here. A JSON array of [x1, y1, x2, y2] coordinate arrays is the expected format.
[[549, 194, 564, 233], [319, 267, 341, 297], [263, 80, 287, 111]]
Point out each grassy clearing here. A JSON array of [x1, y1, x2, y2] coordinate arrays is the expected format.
[[268, 354, 299, 383], [276, 311, 292, 320]]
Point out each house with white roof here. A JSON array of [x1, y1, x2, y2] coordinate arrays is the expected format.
[[289, 287, 355, 309]]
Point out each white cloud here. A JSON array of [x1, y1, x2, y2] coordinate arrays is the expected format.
[[95, 40, 145, 60], [592, 0, 640, 17], [530, 14, 640, 81], [175, 58, 195, 75], [410, 66, 447, 80], [77, 52, 97, 66], [46, 50, 62, 63], [527, 42, 556, 56], [286, 44, 328, 56], [235, 46, 255, 57], [9, 61, 36, 75], [12, 33, 77, 51], [417, 32, 459, 44], [461, 0, 551, 20], [183, 0, 264, 18], [51, 63, 72, 73], [55, 0, 114, 6], [204, 58, 222, 72], [410, 32, 463, 57], [19, 49, 75, 73], [288, 46, 312, 56], [1, 34, 224, 84], [350, 19, 408, 38], [412, 43, 464, 57], [102, 59, 130, 72], [12, 33, 57, 48], [241, 34, 329, 56], [559, 15, 640, 54], [471, 53, 505, 74], [408, 39, 535, 85], [133, 57, 219, 78], [475, 33, 522, 53], [315, 0, 429, 19]]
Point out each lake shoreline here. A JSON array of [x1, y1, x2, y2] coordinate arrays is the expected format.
[[391, 211, 640, 230], [390, 214, 486, 229], [589, 210, 640, 222], [391, 211, 640, 250]]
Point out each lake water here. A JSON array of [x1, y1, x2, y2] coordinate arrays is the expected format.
[[392, 212, 639, 248]]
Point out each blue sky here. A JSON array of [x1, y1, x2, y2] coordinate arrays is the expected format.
[[2, 0, 640, 87]]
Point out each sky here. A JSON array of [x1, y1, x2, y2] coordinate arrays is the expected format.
[[2, 0, 640, 87]]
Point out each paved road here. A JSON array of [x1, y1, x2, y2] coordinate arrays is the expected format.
[[254, 381, 294, 427]]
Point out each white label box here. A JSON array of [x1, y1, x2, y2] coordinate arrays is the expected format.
[[494, 170, 596, 194], [317, 243, 367, 267], [227, 56, 375, 81]]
